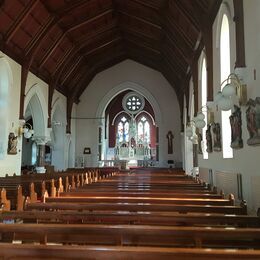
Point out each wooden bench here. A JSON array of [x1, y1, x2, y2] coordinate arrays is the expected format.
[[25, 201, 247, 214], [1, 223, 260, 248], [60, 190, 223, 198], [0, 244, 260, 259], [45, 196, 235, 206], [1, 210, 259, 227]]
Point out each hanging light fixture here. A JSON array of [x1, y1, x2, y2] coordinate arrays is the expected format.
[[214, 73, 247, 111], [18, 123, 34, 139]]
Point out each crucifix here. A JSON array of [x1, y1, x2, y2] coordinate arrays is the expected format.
[[166, 131, 174, 154]]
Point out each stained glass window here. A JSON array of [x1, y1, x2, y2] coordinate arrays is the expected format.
[[137, 116, 150, 144], [122, 92, 145, 114], [117, 116, 129, 143]]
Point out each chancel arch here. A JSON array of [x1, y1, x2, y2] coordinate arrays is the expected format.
[[102, 88, 158, 167]]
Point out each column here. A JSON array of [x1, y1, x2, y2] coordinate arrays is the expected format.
[[192, 134, 199, 177], [34, 137, 50, 173]]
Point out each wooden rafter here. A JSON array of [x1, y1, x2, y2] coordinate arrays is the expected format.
[[5, 0, 39, 44]]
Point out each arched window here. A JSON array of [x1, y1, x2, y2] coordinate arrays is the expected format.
[[137, 116, 150, 144], [117, 116, 129, 143], [0, 59, 10, 160], [201, 58, 208, 159], [220, 14, 233, 158], [31, 142, 37, 165]]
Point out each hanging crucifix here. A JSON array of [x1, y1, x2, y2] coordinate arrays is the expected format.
[[166, 131, 174, 154]]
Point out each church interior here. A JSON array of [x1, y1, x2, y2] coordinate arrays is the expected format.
[[1, 0, 260, 258]]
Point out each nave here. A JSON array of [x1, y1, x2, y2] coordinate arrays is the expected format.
[[1, 167, 260, 259]]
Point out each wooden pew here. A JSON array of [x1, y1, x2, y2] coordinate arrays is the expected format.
[[45, 196, 235, 206], [59, 191, 223, 199], [1, 211, 260, 227], [0, 185, 24, 211], [25, 201, 247, 214], [1, 223, 260, 248], [0, 244, 260, 259]]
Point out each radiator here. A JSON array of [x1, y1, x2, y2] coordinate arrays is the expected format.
[[215, 171, 243, 200], [199, 167, 213, 185], [250, 176, 260, 212]]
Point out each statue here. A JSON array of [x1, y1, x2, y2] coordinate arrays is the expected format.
[[7, 132, 18, 155], [230, 105, 243, 149], [246, 97, 260, 145], [212, 123, 222, 152], [206, 125, 213, 153], [166, 131, 174, 154]]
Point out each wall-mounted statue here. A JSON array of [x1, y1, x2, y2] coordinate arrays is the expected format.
[[206, 125, 213, 153], [246, 97, 260, 146], [7, 132, 18, 155], [212, 123, 222, 152], [230, 105, 243, 149]]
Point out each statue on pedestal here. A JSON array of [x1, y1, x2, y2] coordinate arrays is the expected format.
[[230, 105, 243, 149], [246, 97, 260, 146]]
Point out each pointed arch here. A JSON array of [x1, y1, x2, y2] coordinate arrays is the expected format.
[[0, 57, 13, 159], [24, 84, 47, 136], [96, 81, 162, 126]]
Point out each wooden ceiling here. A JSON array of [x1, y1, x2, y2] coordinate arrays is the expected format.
[[0, 0, 221, 105]]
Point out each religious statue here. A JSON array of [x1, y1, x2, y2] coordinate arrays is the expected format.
[[212, 123, 222, 152], [246, 97, 260, 146], [197, 132, 203, 154], [166, 131, 174, 154], [7, 132, 18, 155], [206, 125, 213, 153], [230, 105, 243, 149]]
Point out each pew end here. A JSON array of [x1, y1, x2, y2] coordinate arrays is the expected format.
[[228, 193, 235, 206], [0, 188, 11, 211], [240, 200, 248, 215], [16, 185, 25, 211]]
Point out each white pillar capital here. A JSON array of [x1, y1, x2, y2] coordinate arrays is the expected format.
[[33, 136, 51, 145]]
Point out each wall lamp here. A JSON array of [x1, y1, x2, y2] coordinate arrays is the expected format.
[[186, 114, 206, 138], [186, 121, 198, 144], [215, 73, 247, 111], [18, 123, 34, 139]]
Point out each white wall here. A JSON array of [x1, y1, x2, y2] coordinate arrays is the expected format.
[[0, 52, 22, 176], [76, 60, 181, 167], [50, 90, 69, 171], [0, 52, 72, 175], [197, 0, 260, 212]]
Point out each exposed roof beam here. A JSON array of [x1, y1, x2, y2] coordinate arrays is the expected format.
[[129, 0, 160, 10], [5, 0, 39, 44], [25, 16, 56, 56], [55, 0, 96, 16], [60, 56, 84, 86], [82, 37, 122, 57], [52, 22, 118, 77], [162, 44, 187, 73], [164, 11, 194, 49], [38, 8, 113, 69], [120, 25, 161, 41], [124, 39, 161, 55], [118, 10, 161, 29], [174, 0, 200, 31]]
